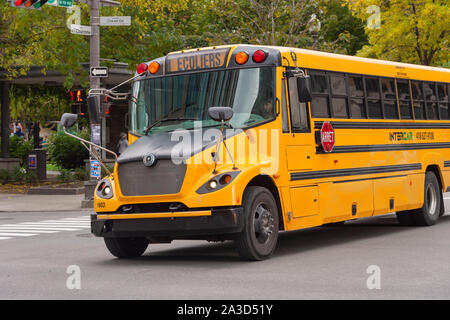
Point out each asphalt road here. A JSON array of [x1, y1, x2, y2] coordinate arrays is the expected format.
[[0, 194, 449, 300]]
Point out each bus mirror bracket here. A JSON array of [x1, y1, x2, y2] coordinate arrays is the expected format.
[[208, 107, 237, 174]]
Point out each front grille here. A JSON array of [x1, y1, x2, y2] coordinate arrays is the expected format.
[[117, 159, 186, 196]]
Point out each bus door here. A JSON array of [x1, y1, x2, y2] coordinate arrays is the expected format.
[[282, 73, 320, 224]]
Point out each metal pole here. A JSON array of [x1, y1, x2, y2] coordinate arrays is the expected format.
[[1, 82, 10, 158]]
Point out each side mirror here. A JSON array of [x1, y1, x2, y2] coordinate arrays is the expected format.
[[297, 75, 312, 103], [208, 106, 234, 122], [60, 113, 78, 128], [87, 95, 100, 124]]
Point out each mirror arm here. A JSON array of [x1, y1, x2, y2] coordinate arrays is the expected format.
[[62, 127, 118, 165]]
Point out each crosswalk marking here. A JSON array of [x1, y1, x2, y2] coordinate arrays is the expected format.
[[0, 232, 37, 237], [0, 225, 82, 231], [18, 223, 89, 227], [0, 228, 58, 233], [0, 216, 90, 241]]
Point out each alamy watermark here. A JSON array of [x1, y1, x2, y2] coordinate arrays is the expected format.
[[66, 265, 81, 290], [366, 265, 381, 290]]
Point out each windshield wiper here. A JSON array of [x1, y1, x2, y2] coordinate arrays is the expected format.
[[145, 117, 198, 135]]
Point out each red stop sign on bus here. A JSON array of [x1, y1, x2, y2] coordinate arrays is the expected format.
[[320, 122, 335, 152]]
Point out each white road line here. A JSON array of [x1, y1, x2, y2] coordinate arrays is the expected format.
[[0, 225, 81, 231], [22, 220, 90, 224], [0, 233, 37, 237], [0, 216, 92, 241], [0, 228, 58, 233], [18, 223, 89, 227]]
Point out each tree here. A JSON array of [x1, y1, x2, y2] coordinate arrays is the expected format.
[[344, 0, 449, 66]]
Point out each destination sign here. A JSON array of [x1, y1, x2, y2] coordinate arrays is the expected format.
[[166, 48, 229, 73]]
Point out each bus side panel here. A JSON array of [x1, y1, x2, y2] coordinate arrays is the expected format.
[[320, 180, 373, 224], [281, 186, 323, 231], [373, 176, 415, 215]]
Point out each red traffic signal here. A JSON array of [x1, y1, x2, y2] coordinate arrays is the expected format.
[[69, 89, 86, 103]]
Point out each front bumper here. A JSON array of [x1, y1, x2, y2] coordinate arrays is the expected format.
[[91, 207, 244, 239]]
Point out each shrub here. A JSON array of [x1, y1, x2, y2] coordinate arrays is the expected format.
[[0, 169, 11, 184], [57, 169, 75, 183], [47, 129, 90, 169], [10, 167, 26, 183], [72, 167, 88, 181], [24, 170, 37, 183], [0, 136, 34, 166]]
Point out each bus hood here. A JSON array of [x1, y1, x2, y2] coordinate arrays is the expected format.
[[117, 128, 243, 164]]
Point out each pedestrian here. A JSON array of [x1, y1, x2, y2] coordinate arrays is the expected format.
[[116, 132, 128, 156], [14, 122, 24, 137]]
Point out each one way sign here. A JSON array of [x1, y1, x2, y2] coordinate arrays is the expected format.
[[90, 67, 108, 77]]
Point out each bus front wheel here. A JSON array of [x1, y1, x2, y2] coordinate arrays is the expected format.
[[104, 237, 149, 259], [396, 171, 442, 226], [234, 186, 279, 261]]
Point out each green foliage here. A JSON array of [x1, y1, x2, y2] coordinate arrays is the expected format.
[[344, 0, 449, 66], [24, 170, 38, 183], [10, 167, 26, 183], [9, 84, 71, 123], [72, 167, 89, 181], [47, 129, 90, 170], [57, 168, 75, 183], [0, 169, 11, 184], [7, 136, 34, 166]]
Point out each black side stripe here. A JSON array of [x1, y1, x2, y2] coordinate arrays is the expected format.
[[314, 121, 450, 130], [316, 142, 450, 154], [290, 163, 422, 181], [444, 161, 450, 167]]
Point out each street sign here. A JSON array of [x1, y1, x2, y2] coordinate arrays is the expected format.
[[58, 0, 72, 7], [70, 24, 91, 36], [90, 160, 101, 178], [90, 67, 108, 77], [320, 121, 335, 153], [100, 16, 131, 26], [46, 0, 57, 6]]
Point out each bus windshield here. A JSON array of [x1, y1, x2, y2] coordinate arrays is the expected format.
[[130, 66, 274, 134]]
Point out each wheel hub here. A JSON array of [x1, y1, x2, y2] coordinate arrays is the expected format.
[[254, 204, 275, 244]]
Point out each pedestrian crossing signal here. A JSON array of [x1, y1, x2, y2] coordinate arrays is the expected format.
[[69, 89, 86, 103]]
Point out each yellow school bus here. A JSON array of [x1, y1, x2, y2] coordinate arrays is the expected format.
[[92, 44, 450, 260]]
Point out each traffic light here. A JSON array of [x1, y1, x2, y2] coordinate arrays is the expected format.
[[69, 89, 87, 103], [10, 0, 47, 9], [71, 104, 87, 116], [100, 96, 111, 118]]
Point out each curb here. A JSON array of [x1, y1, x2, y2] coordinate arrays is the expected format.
[[27, 187, 85, 195]]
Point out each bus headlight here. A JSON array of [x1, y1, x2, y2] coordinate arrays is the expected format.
[[96, 178, 114, 199], [196, 171, 240, 194]]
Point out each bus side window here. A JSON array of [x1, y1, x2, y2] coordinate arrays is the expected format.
[[396, 80, 413, 119], [329, 73, 349, 118], [348, 76, 366, 118], [381, 78, 398, 119], [411, 81, 426, 119], [288, 76, 309, 132], [365, 77, 382, 119], [281, 79, 289, 133], [437, 83, 450, 120], [309, 71, 330, 118], [424, 82, 439, 119]]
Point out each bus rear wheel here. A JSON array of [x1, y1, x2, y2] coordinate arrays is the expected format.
[[396, 171, 442, 226], [104, 237, 149, 259], [234, 186, 279, 261]]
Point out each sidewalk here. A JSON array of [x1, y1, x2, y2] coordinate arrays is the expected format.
[[0, 193, 88, 212]]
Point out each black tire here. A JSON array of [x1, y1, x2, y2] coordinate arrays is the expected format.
[[234, 186, 279, 261], [396, 171, 442, 226], [104, 237, 149, 259]]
